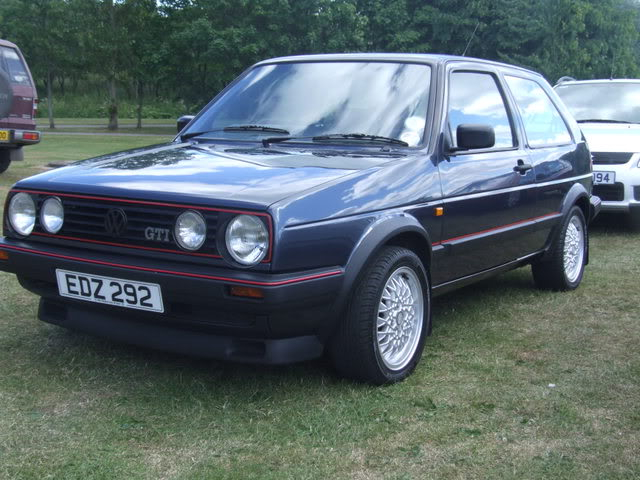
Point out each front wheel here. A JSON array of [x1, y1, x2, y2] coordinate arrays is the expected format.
[[329, 246, 431, 384], [532, 206, 587, 291]]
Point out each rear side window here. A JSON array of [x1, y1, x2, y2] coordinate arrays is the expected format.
[[447, 71, 515, 149], [0, 47, 31, 86], [505, 76, 571, 148]]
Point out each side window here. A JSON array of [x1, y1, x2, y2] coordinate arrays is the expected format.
[[505, 75, 572, 147], [448, 71, 515, 149]]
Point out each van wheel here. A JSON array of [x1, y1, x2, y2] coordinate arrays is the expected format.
[[0, 150, 10, 174], [532, 206, 587, 291], [329, 246, 430, 384]]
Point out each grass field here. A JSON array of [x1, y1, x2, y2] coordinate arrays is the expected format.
[[0, 137, 639, 479]]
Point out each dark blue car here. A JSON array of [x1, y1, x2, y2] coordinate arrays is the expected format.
[[0, 54, 600, 384]]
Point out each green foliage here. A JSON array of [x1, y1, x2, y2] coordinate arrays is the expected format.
[[1, 0, 639, 118], [37, 94, 187, 119]]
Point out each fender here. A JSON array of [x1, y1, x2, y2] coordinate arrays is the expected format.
[[539, 182, 591, 263], [319, 212, 433, 340]]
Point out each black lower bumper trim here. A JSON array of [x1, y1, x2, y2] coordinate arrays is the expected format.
[[39, 298, 324, 365]]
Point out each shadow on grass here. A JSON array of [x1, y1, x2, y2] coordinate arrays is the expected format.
[[20, 265, 541, 391], [590, 212, 636, 234]]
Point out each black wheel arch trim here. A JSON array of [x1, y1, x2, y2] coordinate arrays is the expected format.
[[320, 213, 433, 339], [540, 183, 591, 264]]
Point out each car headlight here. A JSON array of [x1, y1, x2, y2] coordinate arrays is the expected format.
[[225, 215, 269, 266], [175, 210, 207, 251], [8, 192, 36, 236], [41, 197, 64, 234]]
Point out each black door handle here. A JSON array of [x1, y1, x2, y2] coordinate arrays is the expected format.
[[513, 159, 533, 174]]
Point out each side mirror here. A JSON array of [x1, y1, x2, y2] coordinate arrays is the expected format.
[[455, 124, 495, 151], [177, 115, 195, 133]]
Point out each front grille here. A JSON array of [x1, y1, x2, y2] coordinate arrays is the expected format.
[[593, 183, 624, 202], [634, 186, 640, 201], [591, 152, 633, 165], [33, 194, 221, 257]]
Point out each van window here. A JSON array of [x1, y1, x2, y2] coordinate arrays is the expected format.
[[506, 76, 571, 147], [0, 47, 31, 86]]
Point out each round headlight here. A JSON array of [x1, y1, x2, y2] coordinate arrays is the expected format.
[[225, 215, 269, 266], [174, 210, 206, 251], [8, 192, 36, 236], [41, 197, 64, 234]]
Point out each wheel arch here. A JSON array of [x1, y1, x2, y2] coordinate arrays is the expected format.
[[540, 182, 591, 263], [320, 213, 433, 340]]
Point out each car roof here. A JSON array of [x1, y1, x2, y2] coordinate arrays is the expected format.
[[556, 78, 640, 86], [0, 38, 20, 49], [254, 53, 542, 77]]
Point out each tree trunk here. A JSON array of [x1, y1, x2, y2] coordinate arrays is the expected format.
[[47, 69, 55, 129], [107, 77, 118, 130], [106, 0, 118, 131], [136, 79, 143, 129]]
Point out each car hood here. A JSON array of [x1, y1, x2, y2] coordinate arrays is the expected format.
[[15, 142, 406, 210], [579, 123, 640, 153]]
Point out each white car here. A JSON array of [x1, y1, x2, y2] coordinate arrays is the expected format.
[[555, 79, 640, 230]]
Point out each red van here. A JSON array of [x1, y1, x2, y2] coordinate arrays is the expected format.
[[0, 38, 40, 173]]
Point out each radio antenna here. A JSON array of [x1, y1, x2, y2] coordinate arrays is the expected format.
[[462, 22, 480, 57]]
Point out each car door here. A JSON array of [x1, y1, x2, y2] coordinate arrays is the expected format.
[[434, 67, 538, 285]]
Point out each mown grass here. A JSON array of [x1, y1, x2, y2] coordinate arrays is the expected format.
[[0, 140, 638, 479]]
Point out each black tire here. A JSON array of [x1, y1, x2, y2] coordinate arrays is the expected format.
[[532, 206, 587, 291], [0, 150, 10, 174], [0, 69, 14, 119], [329, 246, 431, 385]]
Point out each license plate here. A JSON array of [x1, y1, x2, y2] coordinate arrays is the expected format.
[[56, 269, 164, 313], [0, 130, 8, 142], [593, 171, 615, 185]]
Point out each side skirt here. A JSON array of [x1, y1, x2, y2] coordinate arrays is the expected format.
[[431, 250, 544, 297]]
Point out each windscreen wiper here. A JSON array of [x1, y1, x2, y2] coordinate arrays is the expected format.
[[576, 119, 635, 124], [223, 125, 289, 134], [311, 133, 409, 147], [181, 125, 290, 142]]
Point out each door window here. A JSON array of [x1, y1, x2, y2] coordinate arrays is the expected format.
[[448, 71, 515, 149]]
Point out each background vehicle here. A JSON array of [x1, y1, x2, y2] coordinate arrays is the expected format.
[[0, 38, 40, 174], [555, 78, 640, 230], [0, 54, 599, 384]]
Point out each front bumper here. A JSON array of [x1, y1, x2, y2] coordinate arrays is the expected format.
[[591, 158, 640, 214], [0, 238, 344, 364]]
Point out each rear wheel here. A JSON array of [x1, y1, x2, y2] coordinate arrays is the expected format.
[[532, 206, 587, 291], [329, 246, 430, 384]]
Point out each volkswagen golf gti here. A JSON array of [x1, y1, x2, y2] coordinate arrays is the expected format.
[[0, 54, 600, 383]]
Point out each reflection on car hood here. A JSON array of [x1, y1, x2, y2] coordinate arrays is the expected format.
[[15, 142, 406, 209], [579, 123, 640, 153]]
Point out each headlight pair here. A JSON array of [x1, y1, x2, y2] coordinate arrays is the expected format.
[[7, 192, 269, 267], [173, 211, 269, 266], [8, 193, 63, 236]]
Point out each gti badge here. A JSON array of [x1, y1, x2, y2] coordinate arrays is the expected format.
[[145, 227, 170, 242]]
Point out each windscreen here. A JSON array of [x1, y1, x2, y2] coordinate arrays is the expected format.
[[555, 82, 640, 124], [187, 61, 432, 146]]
